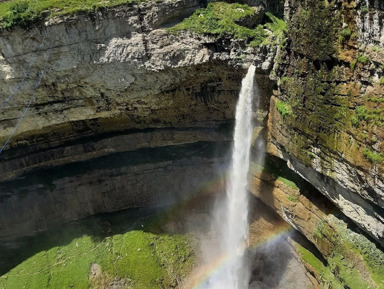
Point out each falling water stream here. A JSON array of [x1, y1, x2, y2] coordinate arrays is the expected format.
[[204, 64, 256, 289]]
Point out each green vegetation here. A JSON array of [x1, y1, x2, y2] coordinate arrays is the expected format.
[[313, 219, 326, 240], [298, 241, 376, 289], [336, 225, 384, 287], [289, 0, 338, 61], [169, 2, 286, 47], [287, 195, 298, 202], [328, 254, 374, 289], [296, 244, 324, 273], [368, 96, 384, 103], [339, 28, 352, 43], [276, 100, 294, 117], [0, 0, 144, 28], [250, 155, 302, 191], [262, 12, 287, 45], [352, 105, 384, 126], [357, 54, 370, 64], [309, 217, 384, 289], [363, 148, 383, 164], [351, 54, 371, 71], [0, 209, 195, 289], [278, 176, 299, 190], [296, 244, 345, 289], [350, 59, 358, 71]]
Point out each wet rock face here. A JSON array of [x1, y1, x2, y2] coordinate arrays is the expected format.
[[267, 0, 384, 246]]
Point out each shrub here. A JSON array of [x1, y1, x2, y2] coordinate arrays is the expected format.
[[339, 28, 352, 43], [276, 100, 293, 117], [1, 0, 38, 28]]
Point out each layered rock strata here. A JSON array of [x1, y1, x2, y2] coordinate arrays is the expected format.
[[249, 155, 384, 288], [267, 0, 384, 246], [0, 0, 274, 240]]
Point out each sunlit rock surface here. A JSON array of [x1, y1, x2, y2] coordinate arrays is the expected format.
[[0, 0, 275, 240]]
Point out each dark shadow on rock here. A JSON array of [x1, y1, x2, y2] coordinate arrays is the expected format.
[[247, 195, 294, 289], [0, 205, 166, 275]]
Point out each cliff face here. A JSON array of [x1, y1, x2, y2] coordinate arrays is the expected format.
[[0, 0, 241, 180], [267, 0, 384, 246], [0, 0, 277, 240], [1, 0, 384, 287]]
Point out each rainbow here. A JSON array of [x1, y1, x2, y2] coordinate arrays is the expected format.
[[187, 223, 293, 289], [151, 166, 295, 289]]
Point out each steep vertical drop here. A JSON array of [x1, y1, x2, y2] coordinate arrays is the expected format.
[[206, 64, 256, 289]]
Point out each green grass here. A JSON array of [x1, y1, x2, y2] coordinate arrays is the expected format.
[[363, 148, 383, 164], [328, 254, 373, 289], [313, 219, 326, 240], [296, 244, 345, 289], [276, 100, 293, 117], [296, 244, 324, 274], [310, 217, 384, 289], [0, 0, 145, 28], [262, 12, 287, 45], [368, 96, 384, 103], [277, 176, 299, 190], [168, 2, 286, 47], [0, 209, 196, 289], [287, 195, 298, 202], [338, 228, 384, 287]]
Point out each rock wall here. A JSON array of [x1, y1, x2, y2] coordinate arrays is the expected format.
[[267, 0, 384, 247], [1, 2, 383, 288], [0, 141, 229, 242], [0, 0, 275, 240], [248, 155, 384, 288]]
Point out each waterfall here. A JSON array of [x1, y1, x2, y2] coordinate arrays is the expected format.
[[204, 64, 256, 289]]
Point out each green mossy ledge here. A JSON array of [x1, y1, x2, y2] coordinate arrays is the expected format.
[[0, 0, 145, 28], [0, 209, 196, 289], [298, 216, 384, 289], [169, 1, 287, 47], [250, 156, 384, 289]]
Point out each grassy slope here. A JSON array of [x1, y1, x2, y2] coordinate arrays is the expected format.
[[169, 2, 286, 47], [0, 0, 144, 28], [0, 209, 196, 289]]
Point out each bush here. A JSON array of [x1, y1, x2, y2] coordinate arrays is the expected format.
[[1, 1, 38, 28], [339, 28, 352, 43], [276, 100, 293, 117]]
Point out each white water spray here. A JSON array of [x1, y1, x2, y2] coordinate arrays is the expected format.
[[204, 65, 256, 289]]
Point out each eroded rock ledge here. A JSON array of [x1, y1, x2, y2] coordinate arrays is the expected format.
[[0, 0, 275, 240]]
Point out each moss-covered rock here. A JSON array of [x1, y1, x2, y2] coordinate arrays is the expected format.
[[249, 155, 384, 289], [268, 0, 384, 247], [0, 209, 196, 289]]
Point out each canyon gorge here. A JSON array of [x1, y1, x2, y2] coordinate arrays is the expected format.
[[0, 0, 383, 288]]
